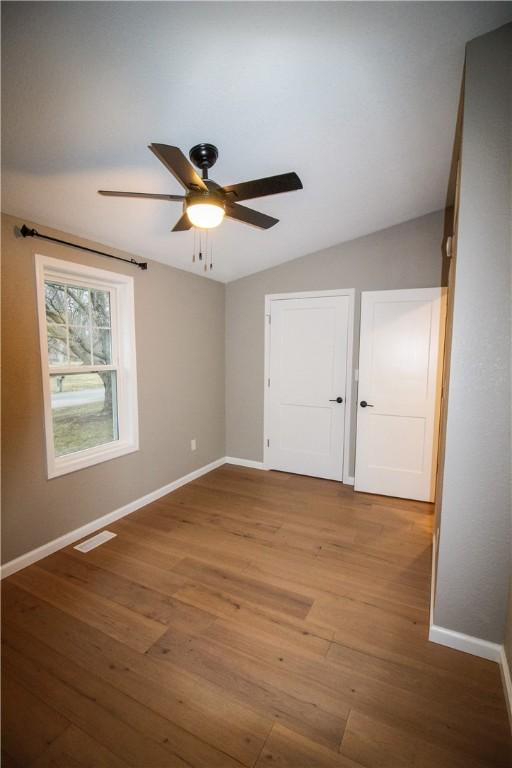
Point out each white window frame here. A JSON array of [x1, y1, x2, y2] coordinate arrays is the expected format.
[[35, 254, 139, 479]]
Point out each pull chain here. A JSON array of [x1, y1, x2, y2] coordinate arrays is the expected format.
[[191, 227, 215, 272]]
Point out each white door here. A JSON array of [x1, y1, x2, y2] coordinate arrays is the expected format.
[[266, 294, 350, 481], [355, 288, 445, 502]]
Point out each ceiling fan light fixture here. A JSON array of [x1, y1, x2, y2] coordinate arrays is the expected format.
[[186, 200, 225, 229]]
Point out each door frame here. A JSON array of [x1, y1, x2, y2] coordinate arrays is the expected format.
[[263, 289, 355, 483]]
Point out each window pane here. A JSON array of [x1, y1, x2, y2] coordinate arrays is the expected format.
[[67, 285, 90, 326], [68, 326, 91, 366], [45, 282, 66, 324], [50, 372, 118, 457], [91, 289, 111, 328], [47, 324, 67, 365], [93, 328, 112, 365]]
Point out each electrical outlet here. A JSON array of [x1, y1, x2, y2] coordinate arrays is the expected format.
[[190, 438, 197, 452]]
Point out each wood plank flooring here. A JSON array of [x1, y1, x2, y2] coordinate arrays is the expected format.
[[2, 464, 511, 767]]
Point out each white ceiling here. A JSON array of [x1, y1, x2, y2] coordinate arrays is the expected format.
[[3, 2, 512, 282]]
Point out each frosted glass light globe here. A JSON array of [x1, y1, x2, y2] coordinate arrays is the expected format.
[[186, 202, 225, 229]]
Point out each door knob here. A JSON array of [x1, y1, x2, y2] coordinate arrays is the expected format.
[[360, 400, 374, 408], [329, 397, 343, 403]]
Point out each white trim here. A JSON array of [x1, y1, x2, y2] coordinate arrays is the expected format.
[[263, 288, 355, 484], [428, 624, 502, 662], [429, 528, 438, 628], [0, 457, 225, 579], [264, 289, 354, 302], [342, 294, 355, 485], [225, 456, 266, 470], [499, 646, 512, 733], [35, 254, 139, 479]]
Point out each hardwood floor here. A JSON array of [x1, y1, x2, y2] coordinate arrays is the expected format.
[[2, 464, 511, 767]]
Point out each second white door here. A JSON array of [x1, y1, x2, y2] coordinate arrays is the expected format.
[[265, 294, 350, 481], [355, 288, 445, 502]]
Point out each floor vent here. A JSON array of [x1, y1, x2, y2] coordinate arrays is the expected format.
[[73, 530, 117, 553]]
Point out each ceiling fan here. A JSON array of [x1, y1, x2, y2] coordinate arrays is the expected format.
[[98, 143, 303, 231]]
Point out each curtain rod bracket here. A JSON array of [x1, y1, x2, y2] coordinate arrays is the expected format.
[[19, 224, 148, 271]]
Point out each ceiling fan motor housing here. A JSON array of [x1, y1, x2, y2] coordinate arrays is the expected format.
[[185, 190, 225, 210]]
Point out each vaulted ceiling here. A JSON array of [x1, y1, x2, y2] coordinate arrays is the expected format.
[[3, 2, 512, 281]]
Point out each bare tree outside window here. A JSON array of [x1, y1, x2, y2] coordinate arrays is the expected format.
[[45, 281, 118, 455], [46, 283, 113, 407]]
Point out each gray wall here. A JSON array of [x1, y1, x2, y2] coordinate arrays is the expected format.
[[1, 213, 226, 564], [434, 24, 512, 644], [225, 211, 445, 474]]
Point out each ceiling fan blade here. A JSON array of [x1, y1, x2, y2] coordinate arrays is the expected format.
[[172, 212, 192, 232], [226, 203, 278, 229], [220, 172, 302, 202], [98, 190, 185, 201], [149, 144, 207, 191]]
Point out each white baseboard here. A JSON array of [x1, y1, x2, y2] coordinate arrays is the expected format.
[[499, 646, 512, 733], [225, 456, 266, 470], [0, 457, 225, 579], [429, 624, 502, 662], [344, 475, 355, 486]]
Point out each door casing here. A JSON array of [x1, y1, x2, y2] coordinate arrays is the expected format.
[[263, 289, 355, 484]]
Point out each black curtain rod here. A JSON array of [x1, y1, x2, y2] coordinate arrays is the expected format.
[[19, 224, 148, 270]]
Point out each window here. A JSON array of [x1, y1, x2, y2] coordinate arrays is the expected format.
[[35, 255, 139, 478]]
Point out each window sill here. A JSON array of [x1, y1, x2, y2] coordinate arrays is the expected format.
[[47, 439, 139, 479]]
